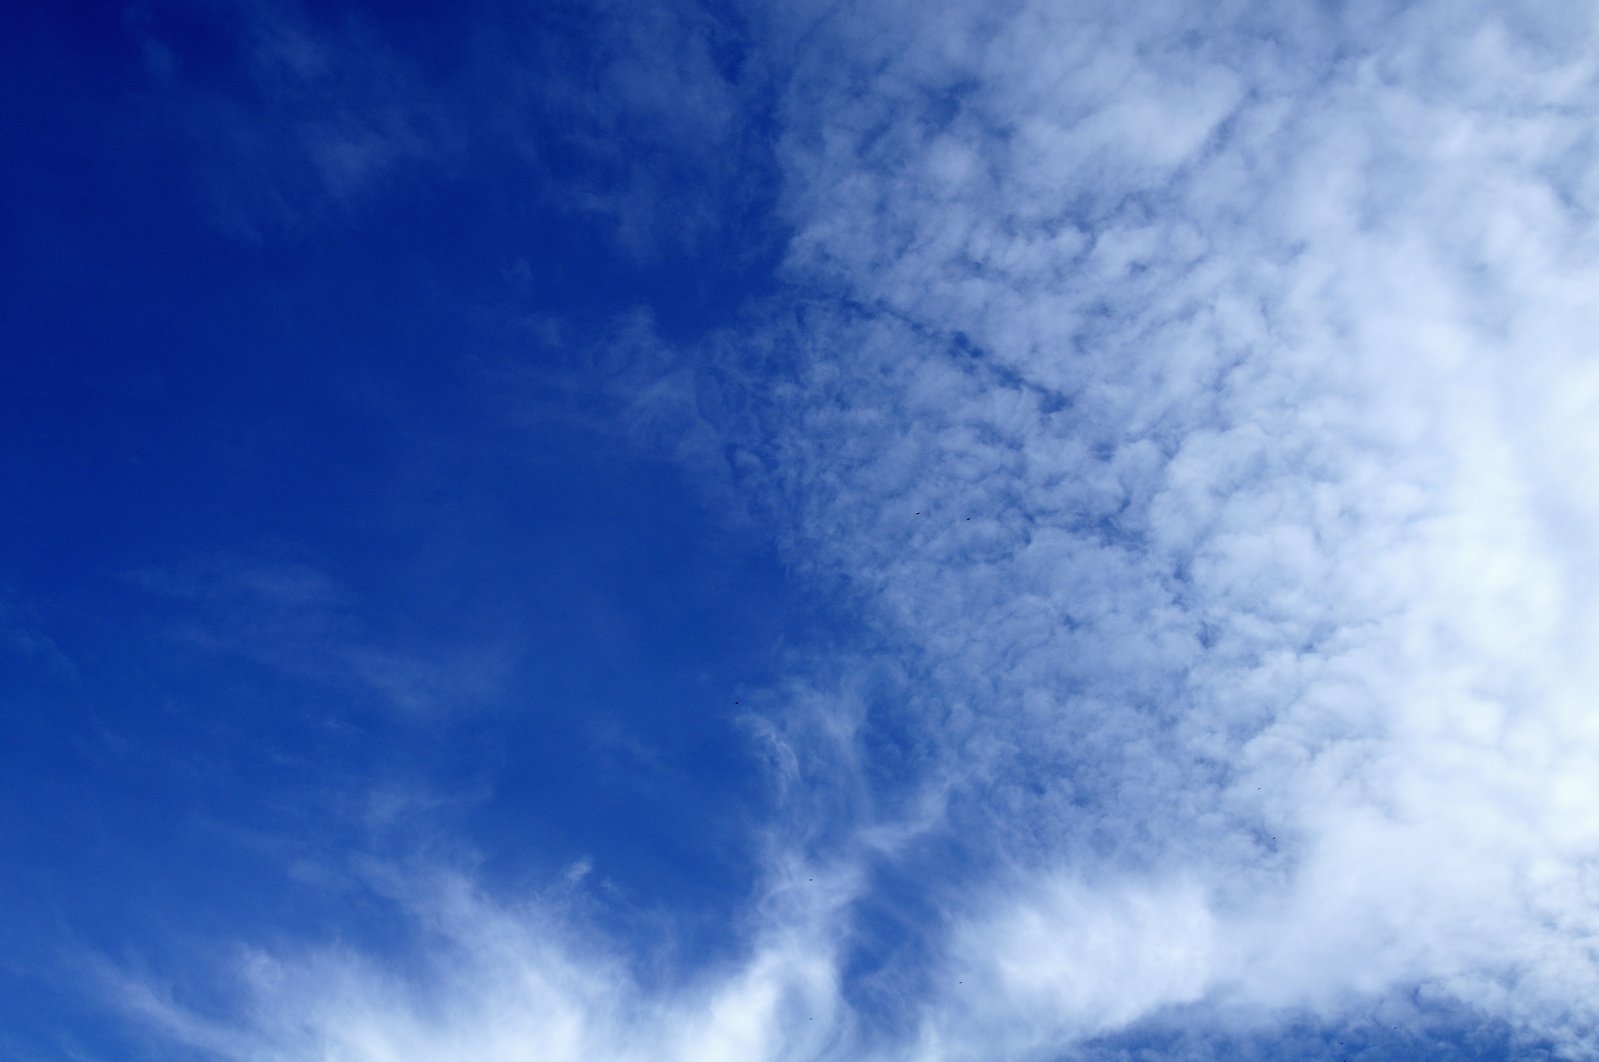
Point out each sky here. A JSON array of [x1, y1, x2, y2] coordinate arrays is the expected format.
[[3, 0, 1598, 1059]]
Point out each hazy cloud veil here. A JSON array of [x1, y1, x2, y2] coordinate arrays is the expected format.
[[118, 0, 1599, 1058]]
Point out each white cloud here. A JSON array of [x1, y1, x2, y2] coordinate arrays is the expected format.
[[918, 875, 1219, 1058], [107, 868, 856, 1062], [739, 0, 1599, 1053]]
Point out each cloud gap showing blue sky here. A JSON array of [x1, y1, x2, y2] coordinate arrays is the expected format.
[[4, 0, 1599, 1058]]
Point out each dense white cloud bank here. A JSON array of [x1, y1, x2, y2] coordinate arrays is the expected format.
[[744, 0, 1599, 1052], [119, 0, 1599, 1058]]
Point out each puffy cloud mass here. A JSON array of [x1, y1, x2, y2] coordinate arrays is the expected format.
[[117, 0, 1599, 1058]]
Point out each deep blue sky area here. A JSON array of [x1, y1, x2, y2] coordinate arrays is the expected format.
[[2, 2, 804, 1055]]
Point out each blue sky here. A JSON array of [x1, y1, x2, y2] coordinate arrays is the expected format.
[[4, 1, 1599, 1059]]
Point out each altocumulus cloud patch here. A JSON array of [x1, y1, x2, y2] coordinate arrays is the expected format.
[[6, 0, 1599, 1059]]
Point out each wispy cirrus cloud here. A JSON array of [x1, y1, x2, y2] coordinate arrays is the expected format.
[[125, 552, 520, 720], [126, 0, 772, 259], [103, 864, 855, 1062]]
